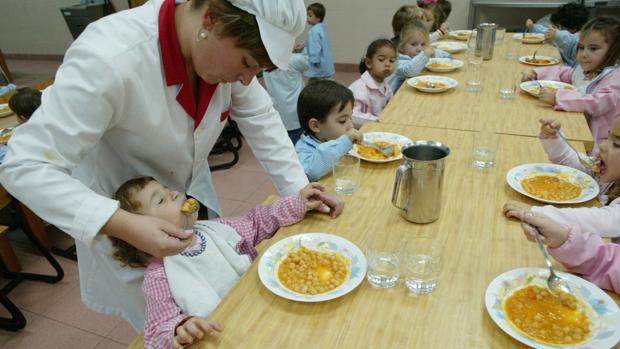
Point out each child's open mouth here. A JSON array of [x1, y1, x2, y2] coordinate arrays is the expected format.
[[598, 158, 607, 175]]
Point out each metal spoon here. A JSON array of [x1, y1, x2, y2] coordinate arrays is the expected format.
[[557, 129, 600, 173], [527, 220, 572, 296], [360, 139, 394, 157]]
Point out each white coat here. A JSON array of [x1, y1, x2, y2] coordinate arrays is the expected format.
[[0, 0, 308, 330]]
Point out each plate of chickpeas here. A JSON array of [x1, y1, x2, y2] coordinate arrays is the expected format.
[[258, 233, 366, 302]]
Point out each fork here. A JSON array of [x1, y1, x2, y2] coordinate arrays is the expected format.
[[557, 129, 599, 173]]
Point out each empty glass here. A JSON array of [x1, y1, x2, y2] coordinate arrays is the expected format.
[[466, 53, 483, 92], [365, 236, 403, 288], [332, 155, 359, 195], [404, 237, 443, 294], [495, 27, 506, 45], [498, 73, 516, 100], [504, 36, 520, 61], [472, 131, 499, 169]]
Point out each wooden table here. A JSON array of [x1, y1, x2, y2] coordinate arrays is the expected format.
[[380, 37, 593, 144], [199, 123, 619, 348]]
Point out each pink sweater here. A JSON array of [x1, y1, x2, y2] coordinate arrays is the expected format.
[[549, 225, 620, 294], [535, 66, 620, 155], [533, 136, 620, 238], [143, 195, 306, 349], [348, 71, 393, 129]]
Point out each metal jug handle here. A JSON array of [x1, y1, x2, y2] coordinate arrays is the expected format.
[[392, 161, 411, 210]]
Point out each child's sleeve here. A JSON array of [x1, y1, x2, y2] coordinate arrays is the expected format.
[[553, 31, 578, 67], [532, 198, 620, 238], [534, 66, 574, 83], [395, 52, 429, 79], [430, 30, 442, 42], [539, 136, 590, 174], [143, 262, 190, 349], [548, 226, 620, 294], [214, 195, 307, 260], [289, 53, 310, 74], [296, 135, 353, 181], [434, 49, 451, 58], [306, 29, 322, 65], [554, 78, 620, 116], [531, 23, 550, 34]]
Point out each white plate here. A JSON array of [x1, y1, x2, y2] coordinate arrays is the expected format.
[[506, 163, 599, 204], [518, 55, 559, 66], [407, 75, 458, 93], [258, 233, 367, 302], [513, 33, 545, 44], [431, 41, 468, 53], [349, 132, 413, 163], [425, 58, 464, 73], [520, 80, 576, 97], [486, 268, 620, 349], [0, 104, 13, 118], [449, 30, 474, 41]]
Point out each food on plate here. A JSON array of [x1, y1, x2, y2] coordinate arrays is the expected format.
[[277, 246, 349, 295], [456, 31, 469, 37], [356, 140, 399, 160], [181, 198, 199, 215], [414, 80, 448, 89], [525, 57, 553, 65], [521, 174, 582, 201], [527, 83, 575, 95], [427, 61, 453, 69], [503, 285, 591, 345], [522, 34, 544, 42], [435, 45, 452, 51], [0, 130, 12, 144], [0, 105, 10, 113]]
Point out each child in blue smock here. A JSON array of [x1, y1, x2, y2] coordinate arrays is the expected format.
[[304, 3, 335, 80]]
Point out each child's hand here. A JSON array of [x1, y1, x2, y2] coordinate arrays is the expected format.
[[300, 182, 330, 213], [293, 42, 305, 53], [521, 211, 569, 248], [423, 46, 435, 58], [521, 70, 537, 82], [346, 128, 363, 144], [538, 87, 557, 105], [503, 200, 532, 220], [173, 317, 221, 349], [539, 118, 561, 138], [439, 22, 449, 35], [526, 19, 534, 31], [544, 27, 556, 41]]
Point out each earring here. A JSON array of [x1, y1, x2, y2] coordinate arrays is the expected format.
[[196, 30, 208, 42]]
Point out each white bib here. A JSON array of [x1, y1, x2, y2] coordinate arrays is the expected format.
[[163, 221, 251, 317]]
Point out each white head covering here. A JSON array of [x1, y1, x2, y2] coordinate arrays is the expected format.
[[228, 0, 306, 70]]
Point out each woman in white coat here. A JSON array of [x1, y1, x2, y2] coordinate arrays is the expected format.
[[0, 0, 342, 330]]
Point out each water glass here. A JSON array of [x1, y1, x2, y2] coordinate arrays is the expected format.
[[332, 155, 359, 195], [495, 27, 506, 45], [404, 237, 443, 294], [472, 131, 499, 169], [504, 37, 519, 61], [465, 54, 483, 92], [365, 236, 403, 288], [498, 74, 516, 100]]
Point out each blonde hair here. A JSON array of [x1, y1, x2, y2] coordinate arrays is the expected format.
[[391, 5, 425, 37], [398, 20, 430, 53], [109, 176, 156, 268]]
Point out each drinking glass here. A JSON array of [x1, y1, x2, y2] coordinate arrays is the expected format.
[[504, 36, 519, 61], [404, 237, 443, 294], [498, 73, 516, 100], [472, 130, 499, 169], [332, 155, 359, 195], [365, 235, 403, 288], [495, 27, 506, 45], [465, 52, 483, 92]]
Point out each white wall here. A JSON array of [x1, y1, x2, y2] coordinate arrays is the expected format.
[[0, 0, 469, 63]]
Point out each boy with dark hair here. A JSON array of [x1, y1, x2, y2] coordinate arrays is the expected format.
[[304, 3, 335, 80], [295, 80, 363, 181], [8, 87, 42, 122]]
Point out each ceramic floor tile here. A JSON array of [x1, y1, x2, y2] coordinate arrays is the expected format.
[[2, 310, 104, 349], [41, 286, 121, 337], [211, 168, 270, 202], [93, 338, 127, 349], [234, 142, 266, 173], [245, 180, 279, 207], [105, 319, 138, 345]]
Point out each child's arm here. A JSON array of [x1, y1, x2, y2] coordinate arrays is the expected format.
[[296, 135, 354, 181], [553, 78, 620, 116], [143, 260, 191, 349], [306, 28, 322, 66], [548, 226, 620, 294], [289, 53, 310, 74], [534, 66, 574, 83], [553, 30, 579, 67], [531, 23, 549, 34], [532, 198, 620, 238], [395, 52, 430, 79], [539, 136, 590, 174]]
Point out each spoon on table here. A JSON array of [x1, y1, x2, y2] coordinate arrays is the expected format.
[[557, 129, 600, 173], [525, 214, 572, 296]]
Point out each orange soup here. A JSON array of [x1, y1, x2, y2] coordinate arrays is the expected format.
[[525, 58, 552, 65], [504, 285, 591, 345], [277, 246, 348, 295], [521, 175, 581, 201]]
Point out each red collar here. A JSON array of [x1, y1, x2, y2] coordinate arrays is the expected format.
[[158, 0, 218, 128]]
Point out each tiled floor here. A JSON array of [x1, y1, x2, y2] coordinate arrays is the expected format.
[[0, 58, 358, 348]]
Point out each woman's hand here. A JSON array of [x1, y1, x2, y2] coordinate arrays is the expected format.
[[503, 200, 532, 220], [521, 211, 569, 248], [300, 182, 344, 218], [538, 87, 557, 105], [173, 317, 221, 349], [101, 209, 193, 258], [521, 70, 537, 82], [539, 118, 561, 138]]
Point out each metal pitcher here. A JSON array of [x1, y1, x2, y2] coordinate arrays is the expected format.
[[476, 22, 497, 60], [391, 141, 450, 223]]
